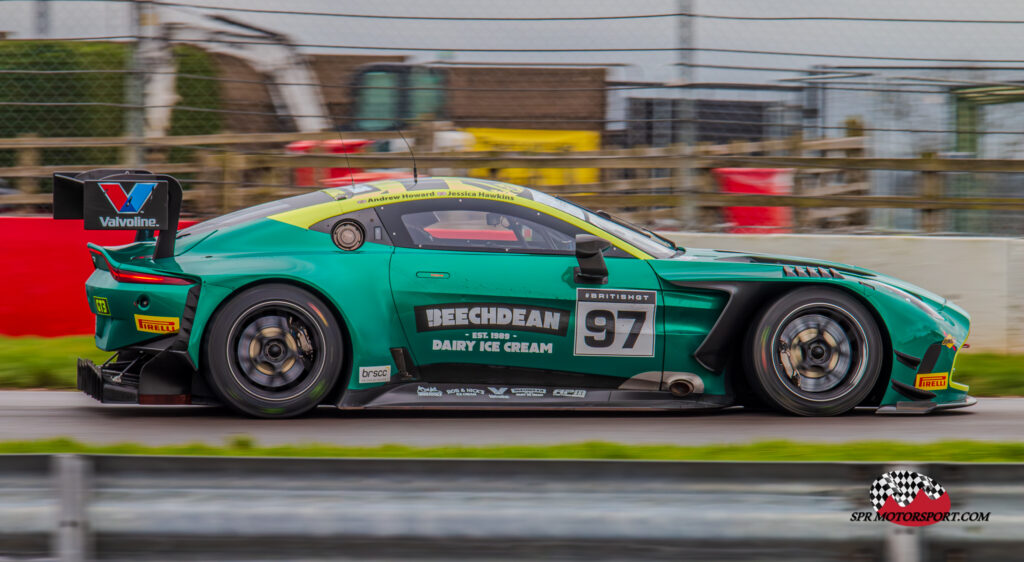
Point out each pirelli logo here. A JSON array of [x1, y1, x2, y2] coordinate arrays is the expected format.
[[915, 373, 949, 391], [134, 314, 180, 334]]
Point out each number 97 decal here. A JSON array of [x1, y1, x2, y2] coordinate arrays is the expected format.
[[573, 289, 656, 357]]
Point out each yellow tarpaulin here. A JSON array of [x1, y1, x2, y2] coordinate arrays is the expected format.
[[462, 127, 600, 186]]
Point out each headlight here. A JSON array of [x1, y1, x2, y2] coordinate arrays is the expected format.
[[866, 281, 945, 321]]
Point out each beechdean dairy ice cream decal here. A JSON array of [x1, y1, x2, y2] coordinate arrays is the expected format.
[[414, 303, 568, 336]]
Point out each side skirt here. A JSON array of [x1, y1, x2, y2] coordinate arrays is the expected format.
[[339, 383, 734, 411]]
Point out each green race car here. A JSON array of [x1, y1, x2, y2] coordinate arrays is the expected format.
[[54, 170, 975, 418]]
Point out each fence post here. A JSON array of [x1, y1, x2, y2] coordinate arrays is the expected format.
[[52, 454, 90, 562], [268, 154, 290, 193], [122, 0, 149, 167], [787, 133, 806, 231], [633, 144, 651, 221], [674, 143, 695, 228], [310, 139, 326, 188], [692, 142, 721, 230], [414, 120, 436, 178], [694, 164, 719, 231], [883, 463, 923, 562], [222, 153, 246, 213], [919, 152, 943, 233], [195, 149, 217, 211], [845, 118, 869, 229], [14, 133, 41, 196]]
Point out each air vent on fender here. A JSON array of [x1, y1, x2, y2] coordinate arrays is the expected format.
[[782, 265, 844, 279]]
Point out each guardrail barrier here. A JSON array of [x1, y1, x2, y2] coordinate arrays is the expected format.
[[0, 455, 1017, 561]]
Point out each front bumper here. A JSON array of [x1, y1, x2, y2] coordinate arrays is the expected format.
[[875, 395, 977, 415]]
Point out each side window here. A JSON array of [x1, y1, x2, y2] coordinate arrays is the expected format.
[[380, 200, 584, 255]]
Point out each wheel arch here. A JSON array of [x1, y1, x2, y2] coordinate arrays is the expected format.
[[677, 280, 892, 406], [197, 277, 354, 405]]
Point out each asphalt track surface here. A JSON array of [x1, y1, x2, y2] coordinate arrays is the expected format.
[[0, 391, 1019, 446]]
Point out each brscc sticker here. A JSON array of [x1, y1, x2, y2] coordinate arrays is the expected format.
[[574, 289, 656, 357], [358, 365, 391, 384]]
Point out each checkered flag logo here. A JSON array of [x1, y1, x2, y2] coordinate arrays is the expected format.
[[870, 470, 946, 511]]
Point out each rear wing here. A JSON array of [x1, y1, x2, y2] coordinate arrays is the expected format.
[[52, 169, 183, 259]]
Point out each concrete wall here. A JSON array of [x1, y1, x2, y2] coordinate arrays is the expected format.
[[661, 233, 1024, 353]]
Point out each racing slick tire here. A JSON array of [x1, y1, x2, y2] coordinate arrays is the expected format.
[[745, 287, 883, 416], [204, 284, 344, 418]]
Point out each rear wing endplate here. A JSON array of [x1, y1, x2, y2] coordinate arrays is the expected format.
[[52, 169, 183, 259]]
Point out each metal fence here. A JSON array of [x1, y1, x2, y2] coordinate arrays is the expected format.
[[1, 454, 1020, 561], [5, 1, 1024, 233], [8, 130, 1024, 233]]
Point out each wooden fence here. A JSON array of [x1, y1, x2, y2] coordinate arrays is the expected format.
[[2, 130, 1024, 232]]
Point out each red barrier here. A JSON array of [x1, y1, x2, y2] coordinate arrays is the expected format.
[[0, 217, 195, 337], [287, 139, 374, 187], [712, 168, 794, 234]]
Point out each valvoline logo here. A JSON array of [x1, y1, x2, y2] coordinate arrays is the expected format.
[[99, 182, 157, 214]]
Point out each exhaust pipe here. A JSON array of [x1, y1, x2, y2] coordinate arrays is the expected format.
[[668, 379, 695, 397], [664, 373, 703, 398]]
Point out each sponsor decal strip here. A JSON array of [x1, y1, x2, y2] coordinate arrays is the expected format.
[[574, 288, 657, 357], [398, 384, 585, 401], [358, 365, 392, 384], [134, 314, 179, 334], [431, 339, 554, 354], [850, 469, 990, 527], [915, 372, 949, 391], [98, 216, 159, 228], [86, 181, 167, 230], [416, 385, 443, 397], [93, 297, 110, 316], [100, 182, 157, 214], [415, 303, 569, 336]]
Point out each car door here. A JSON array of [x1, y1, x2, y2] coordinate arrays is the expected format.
[[379, 197, 664, 394]]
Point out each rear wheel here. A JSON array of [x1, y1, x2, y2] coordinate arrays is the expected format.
[[745, 287, 883, 416], [205, 284, 343, 418]]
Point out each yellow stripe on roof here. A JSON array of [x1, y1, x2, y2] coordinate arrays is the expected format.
[[268, 199, 347, 229], [267, 179, 653, 259]]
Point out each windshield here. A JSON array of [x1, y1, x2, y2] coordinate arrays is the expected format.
[[530, 190, 678, 258]]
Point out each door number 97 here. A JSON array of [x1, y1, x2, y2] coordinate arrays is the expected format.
[[574, 289, 656, 357], [584, 309, 645, 349]]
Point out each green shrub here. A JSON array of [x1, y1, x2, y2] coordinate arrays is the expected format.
[[0, 41, 128, 169], [0, 41, 221, 172], [167, 44, 222, 161]]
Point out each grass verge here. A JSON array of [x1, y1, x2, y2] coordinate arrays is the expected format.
[[1, 437, 1024, 462], [0, 336, 108, 389], [952, 353, 1024, 396]]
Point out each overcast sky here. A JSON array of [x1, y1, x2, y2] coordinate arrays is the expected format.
[[4, 0, 1024, 86]]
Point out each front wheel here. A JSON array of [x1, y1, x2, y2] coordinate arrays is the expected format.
[[204, 284, 343, 418], [744, 287, 883, 416]]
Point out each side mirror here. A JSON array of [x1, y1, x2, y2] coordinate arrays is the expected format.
[[574, 234, 610, 285]]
